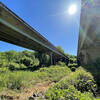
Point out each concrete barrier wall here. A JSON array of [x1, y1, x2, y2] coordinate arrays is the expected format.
[[78, 0, 100, 65]]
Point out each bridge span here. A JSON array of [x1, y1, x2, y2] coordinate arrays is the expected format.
[[0, 2, 68, 64]]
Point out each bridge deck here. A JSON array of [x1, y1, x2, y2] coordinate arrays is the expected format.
[[0, 2, 68, 59]]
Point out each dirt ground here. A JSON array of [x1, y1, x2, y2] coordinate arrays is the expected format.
[[0, 81, 55, 100]]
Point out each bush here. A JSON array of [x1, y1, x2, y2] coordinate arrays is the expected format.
[[0, 62, 3, 68], [69, 67, 97, 93], [34, 52, 50, 67], [45, 85, 95, 100], [20, 56, 33, 67], [68, 63, 77, 68], [39, 65, 71, 82], [8, 63, 20, 71], [0, 67, 9, 73], [0, 61, 8, 68], [69, 58, 77, 64], [74, 68, 97, 93], [33, 58, 40, 67], [7, 73, 23, 90], [57, 61, 66, 67], [45, 67, 97, 100], [20, 64, 27, 69], [84, 58, 100, 85], [93, 58, 100, 69], [20, 56, 39, 68], [71, 67, 76, 72]]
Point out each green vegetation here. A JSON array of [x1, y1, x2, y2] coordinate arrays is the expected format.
[[84, 58, 100, 85], [45, 67, 98, 100], [57, 46, 77, 60], [0, 49, 100, 99], [0, 65, 71, 91]]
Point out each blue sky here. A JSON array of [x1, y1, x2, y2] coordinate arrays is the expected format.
[[0, 0, 81, 55]]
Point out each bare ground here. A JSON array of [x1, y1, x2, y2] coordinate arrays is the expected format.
[[0, 81, 55, 100]]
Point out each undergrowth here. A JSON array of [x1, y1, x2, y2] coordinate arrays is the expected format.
[[45, 67, 99, 100], [0, 65, 71, 91]]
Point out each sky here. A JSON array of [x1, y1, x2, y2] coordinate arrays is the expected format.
[[0, 0, 81, 55]]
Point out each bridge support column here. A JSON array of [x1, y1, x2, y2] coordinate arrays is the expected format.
[[53, 57, 56, 65], [50, 52, 53, 65], [65, 58, 69, 66]]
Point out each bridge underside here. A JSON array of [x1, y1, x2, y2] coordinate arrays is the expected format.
[[0, 2, 68, 63], [78, 0, 100, 65], [0, 22, 49, 53]]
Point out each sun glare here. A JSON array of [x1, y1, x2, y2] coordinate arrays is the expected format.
[[68, 4, 77, 15]]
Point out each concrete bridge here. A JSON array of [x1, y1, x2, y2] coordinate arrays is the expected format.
[[77, 0, 100, 65], [1, 0, 100, 67], [0, 2, 68, 65]]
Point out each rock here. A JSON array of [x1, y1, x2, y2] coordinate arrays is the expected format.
[[33, 93, 38, 97], [29, 96, 35, 100]]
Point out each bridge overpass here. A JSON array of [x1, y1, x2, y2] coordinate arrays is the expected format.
[[78, 0, 100, 65], [0, 2, 68, 64]]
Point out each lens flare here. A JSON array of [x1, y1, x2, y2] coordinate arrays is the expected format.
[[68, 4, 77, 15]]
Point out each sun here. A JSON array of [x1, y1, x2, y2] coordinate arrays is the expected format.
[[68, 4, 77, 15]]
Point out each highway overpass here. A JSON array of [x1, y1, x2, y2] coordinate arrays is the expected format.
[[78, 0, 100, 65], [0, 2, 68, 64]]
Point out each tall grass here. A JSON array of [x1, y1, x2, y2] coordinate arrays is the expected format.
[[0, 65, 71, 91]]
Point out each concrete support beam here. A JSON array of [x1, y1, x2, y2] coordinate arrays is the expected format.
[[50, 52, 53, 65], [78, 0, 100, 65]]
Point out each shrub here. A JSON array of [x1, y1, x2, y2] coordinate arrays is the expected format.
[[85, 58, 100, 85], [0, 73, 8, 89], [8, 63, 20, 71], [33, 58, 40, 67], [20, 56, 33, 67], [69, 58, 77, 64], [7, 73, 23, 90], [45, 85, 95, 100], [34, 52, 50, 67], [57, 61, 66, 67], [68, 63, 77, 68], [0, 61, 8, 68], [0, 67, 9, 73], [93, 58, 100, 69], [0, 62, 3, 68], [20, 56, 39, 68], [71, 67, 76, 72], [20, 64, 27, 69], [67, 67, 97, 94], [45, 67, 97, 100], [39, 65, 71, 82]]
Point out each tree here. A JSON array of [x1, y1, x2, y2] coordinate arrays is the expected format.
[[34, 52, 50, 67], [19, 56, 40, 68], [57, 46, 64, 54], [20, 56, 33, 67], [5, 50, 19, 63]]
